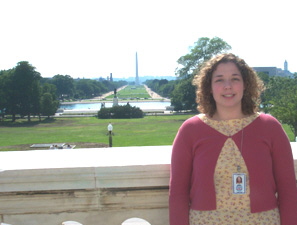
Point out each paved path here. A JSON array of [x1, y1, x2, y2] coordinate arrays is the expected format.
[[143, 85, 163, 99]]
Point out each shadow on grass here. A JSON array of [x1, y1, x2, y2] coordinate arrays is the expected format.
[[0, 117, 56, 127]]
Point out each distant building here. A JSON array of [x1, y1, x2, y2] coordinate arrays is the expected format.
[[253, 60, 293, 77]]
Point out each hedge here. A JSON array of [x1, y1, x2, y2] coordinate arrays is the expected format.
[[97, 104, 143, 119]]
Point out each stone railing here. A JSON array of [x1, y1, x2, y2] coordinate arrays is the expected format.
[[1, 143, 297, 225], [0, 146, 171, 225]]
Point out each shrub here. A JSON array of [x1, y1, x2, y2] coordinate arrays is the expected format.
[[97, 104, 143, 119]]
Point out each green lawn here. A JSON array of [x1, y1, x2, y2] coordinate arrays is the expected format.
[[282, 124, 295, 141], [105, 85, 151, 99], [0, 114, 193, 151], [0, 114, 295, 151]]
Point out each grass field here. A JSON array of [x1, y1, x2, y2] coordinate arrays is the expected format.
[[0, 114, 193, 151], [0, 115, 295, 151], [105, 85, 151, 99]]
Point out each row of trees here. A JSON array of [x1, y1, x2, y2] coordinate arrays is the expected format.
[[0, 62, 127, 122], [41, 75, 127, 100]]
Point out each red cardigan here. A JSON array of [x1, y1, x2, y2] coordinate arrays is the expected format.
[[169, 113, 297, 225]]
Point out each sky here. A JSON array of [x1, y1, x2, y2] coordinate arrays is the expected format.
[[0, 0, 296, 79]]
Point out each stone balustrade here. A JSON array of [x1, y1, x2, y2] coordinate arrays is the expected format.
[[0, 143, 297, 225], [0, 146, 171, 225]]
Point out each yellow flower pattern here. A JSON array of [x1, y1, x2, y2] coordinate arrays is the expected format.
[[189, 114, 280, 225]]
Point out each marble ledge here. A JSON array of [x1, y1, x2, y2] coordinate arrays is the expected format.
[[0, 146, 172, 192]]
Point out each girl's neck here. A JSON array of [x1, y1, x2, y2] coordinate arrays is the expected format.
[[212, 109, 245, 121]]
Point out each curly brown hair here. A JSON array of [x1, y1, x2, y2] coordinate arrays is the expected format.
[[192, 53, 264, 117]]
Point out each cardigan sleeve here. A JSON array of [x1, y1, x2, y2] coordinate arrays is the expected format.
[[169, 119, 194, 225], [267, 115, 297, 225]]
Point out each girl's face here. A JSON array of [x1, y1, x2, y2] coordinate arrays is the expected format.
[[211, 62, 244, 112]]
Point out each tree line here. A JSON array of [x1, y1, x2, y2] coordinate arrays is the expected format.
[[0, 62, 127, 122], [145, 37, 297, 138]]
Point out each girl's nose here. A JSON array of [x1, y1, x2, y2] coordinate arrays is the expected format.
[[224, 80, 231, 89]]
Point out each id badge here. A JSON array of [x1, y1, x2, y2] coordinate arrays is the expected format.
[[232, 173, 246, 194]]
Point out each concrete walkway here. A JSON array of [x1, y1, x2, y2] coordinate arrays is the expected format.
[[143, 85, 163, 99]]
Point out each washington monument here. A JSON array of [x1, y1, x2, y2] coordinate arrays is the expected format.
[[135, 52, 140, 85]]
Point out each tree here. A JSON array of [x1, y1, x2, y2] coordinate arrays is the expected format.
[[171, 37, 231, 110], [257, 72, 271, 113], [13, 61, 41, 121], [52, 75, 74, 100], [42, 83, 58, 98], [40, 93, 59, 118], [75, 79, 101, 99], [176, 37, 231, 78], [265, 74, 297, 138], [0, 69, 18, 121], [0, 62, 42, 122], [170, 76, 196, 111], [144, 79, 176, 98], [257, 72, 270, 85], [31, 82, 42, 119], [0, 71, 8, 110], [0, 70, 11, 119], [40, 83, 59, 118], [159, 80, 176, 98], [1, 62, 41, 122]]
